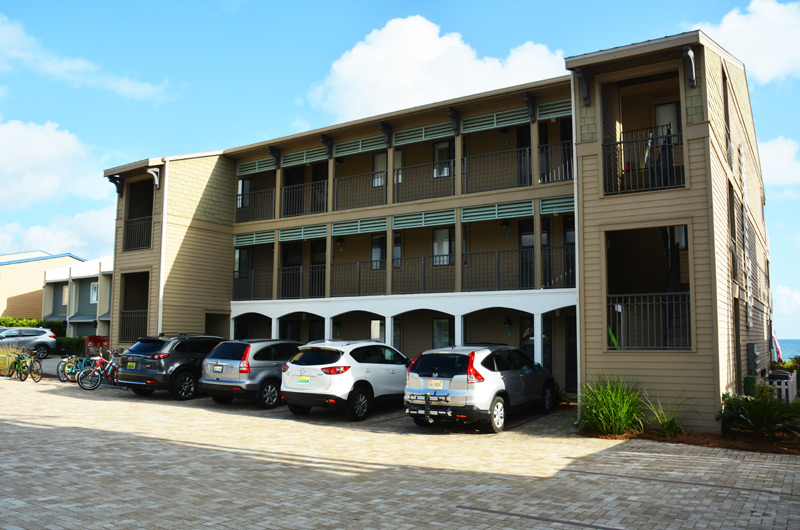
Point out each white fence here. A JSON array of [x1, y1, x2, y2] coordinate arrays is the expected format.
[[768, 371, 797, 403]]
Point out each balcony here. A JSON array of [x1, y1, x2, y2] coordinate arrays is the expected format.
[[539, 141, 573, 184], [123, 216, 152, 251], [607, 292, 691, 350], [119, 310, 147, 343], [330, 260, 386, 297], [232, 268, 273, 301], [394, 160, 454, 203], [278, 265, 325, 299], [462, 249, 534, 291], [391, 256, 455, 294], [463, 147, 531, 194], [603, 126, 684, 195], [282, 181, 328, 217], [334, 171, 387, 211], [542, 246, 576, 288], [236, 189, 275, 223]]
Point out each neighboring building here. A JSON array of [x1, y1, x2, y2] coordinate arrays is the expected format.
[[43, 256, 114, 338], [103, 31, 770, 432], [0, 251, 84, 319]]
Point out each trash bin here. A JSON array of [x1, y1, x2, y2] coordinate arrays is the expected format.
[[743, 375, 757, 396]]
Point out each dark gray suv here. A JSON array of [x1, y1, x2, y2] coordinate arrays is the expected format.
[[199, 339, 302, 408], [118, 335, 223, 400]]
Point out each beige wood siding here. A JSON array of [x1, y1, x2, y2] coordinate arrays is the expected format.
[[0, 256, 82, 319]]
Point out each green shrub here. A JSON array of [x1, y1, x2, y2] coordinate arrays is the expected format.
[[717, 394, 800, 441], [577, 376, 644, 435], [57, 337, 86, 356], [642, 391, 697, 438]]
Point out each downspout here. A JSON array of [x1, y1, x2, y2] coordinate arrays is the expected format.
[[157, 158, 169, 335], [570, 72, 582, 400]]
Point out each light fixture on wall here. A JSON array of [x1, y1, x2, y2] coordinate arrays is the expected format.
[[500, 220, 510, 229], [503, 318, 513, 328], [335, 237, 344, 251]]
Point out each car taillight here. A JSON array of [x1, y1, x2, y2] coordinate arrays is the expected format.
[[239, 345, 252, 373], [282, 363, 289, 373], [320, 366, 350, 375], [407, 354, 422, 374], [467, 351, 484, 383], [47, 331, 56, 338], [152, 354, 169, 360]]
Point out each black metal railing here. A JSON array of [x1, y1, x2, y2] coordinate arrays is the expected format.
[[391, 256, 455, 294], [539, 141, 573, 183], [119, 310, 147, 343], [282, 181, 328, 217], [123, 216, 152, 251], [278, 265, 325, 299], [603, 125, 684, 195], [463, 147, 531, 193], [462, 249, 535, 291], [394, 160, 454, 203], [236, 189, 275, 223], [542, 246, 576, 288], [331, 261, 386, 297], [232, 268, 273, 301], [334, 171, 387, 211], [607, 292, 691, 350]]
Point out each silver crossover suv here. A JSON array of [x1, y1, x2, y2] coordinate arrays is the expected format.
[[404, 345, 556, 432], [0, 327, 57, 359]]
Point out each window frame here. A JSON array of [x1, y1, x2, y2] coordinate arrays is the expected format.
[[89, 282, 99, 304]]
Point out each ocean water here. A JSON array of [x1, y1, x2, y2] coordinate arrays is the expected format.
[[777, 338, 800, 359]]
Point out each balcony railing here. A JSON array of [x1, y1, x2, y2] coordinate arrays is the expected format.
[[330, 260, 386, 297], [278, 265, 325, 299], [394, 160, 454, 203], [542, 246, 576, 288], [463, 147, 531, 194], [119, 310, 147, 343], [282, 181, 328, 217], [462, 249, 535, 291], [123, 216, 152, 251], [236, 189, 275, 223], [607, 292, 691, 350], [334, 171, 387, 211], [539, 141, 573, 184], [232, 268, 273, 301], [603, 125, 684, 195], [392, 256, 455, 294]]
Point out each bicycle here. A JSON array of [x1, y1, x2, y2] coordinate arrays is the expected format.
[[7, 350, 42, 383], [57, 355, 94, 383], [77, 356, 119, 390]]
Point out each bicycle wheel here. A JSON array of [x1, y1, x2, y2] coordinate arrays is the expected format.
[[18, 363, 28, 382], [6, 363, 16, 379], [77, 367, 101, 390], [30, 360, 42, 383], [65, 362, 79, 382], [57, 361, 68, 382]]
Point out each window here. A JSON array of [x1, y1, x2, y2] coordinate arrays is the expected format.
[[372, 152, 387, 187], [432, 318, 452, 348], [234, 248, 251, 278], [394, 150, 403, 184], [370, 320, 385, 342], [433, 141, 453, 178], [371, 233, 402, 269], [62, 285, 69, 306], [377, 345, 406, 365], [654, 102, 681, 136], [564, 215, 575, 246], [432, 227, 454, 266], [237, 178, 253, 208], [90, 282, 99, 304]]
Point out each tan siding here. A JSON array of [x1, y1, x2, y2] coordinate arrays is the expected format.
[[0, 256, 83, 319]]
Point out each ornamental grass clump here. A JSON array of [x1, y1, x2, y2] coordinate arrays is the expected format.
[[577, 376, 644, 435], [717, 394, 800, 441], [642, 391, 696, 438]]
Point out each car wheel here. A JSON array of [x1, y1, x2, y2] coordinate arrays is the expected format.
[[487, 396, 505, 433], [412, 416, 434, 427], [34, 345, 49, 359], [171, 372, 197, 400], [537, 382, 556, 414], [256, 380, 280, 409], [131, 387, 155, 397], [212, 394, 234, 404], [288, 403, 311, 416], [346, 386, 372, 421]]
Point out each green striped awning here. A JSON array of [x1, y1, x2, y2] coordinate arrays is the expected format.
[[234, 230, 275, 247], [461, 107, 530, 134], [392, 209, 456, 230], [333, 135, 387, 157], [393, 122, 453, 146], [282, 147, 328, 167], [537, 99, 572, 120], [461, 200, 534, 223], [540, 195, 574, 214], [278, 224, 328, 242], [237, 157, 276, 176], [332, 217, 388, 236]]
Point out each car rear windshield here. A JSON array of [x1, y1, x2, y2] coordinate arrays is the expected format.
[[207, 342, 248, 361], [290, 349, 342, 366], [127, 340, 167, 354], [411, 354, 469, 378]]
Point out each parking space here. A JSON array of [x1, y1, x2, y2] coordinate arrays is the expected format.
[[2, 378, 799, 529]]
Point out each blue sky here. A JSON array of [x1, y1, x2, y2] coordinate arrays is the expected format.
[[1, 0, 799, 337]]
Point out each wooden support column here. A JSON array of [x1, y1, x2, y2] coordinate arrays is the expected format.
[[386, 148, 395, 205], [534, 200, 543, 289], [454, 134, 463, 196], [386, 222, 393, 295], [454, 209, 463, 292], [530, 120, 540, 187], [327, 157, 335, 213], [274, 167, 283, 219], [325, 224, 332, 298], [272, 240, 281, 300]]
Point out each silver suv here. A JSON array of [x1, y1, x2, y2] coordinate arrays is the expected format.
[[199, 339, 301, 408], [281, 340, 409, 421], [404, 345, 556, 432], [0, 327, 57, 359]]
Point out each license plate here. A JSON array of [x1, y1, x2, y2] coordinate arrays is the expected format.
[[212, 365, 223, 373], [126, 362, 135, 369], [297, 376, 309, 384], [427, 379, 444, 390]]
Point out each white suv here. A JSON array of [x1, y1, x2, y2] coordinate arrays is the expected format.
[[404, 345, 556, 432], [281, 340, 409, 421]]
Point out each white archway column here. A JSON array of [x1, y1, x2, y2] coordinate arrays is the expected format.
[[455, 314, 463, 347], [324, 317, 333, 340], [271, 317, 280, 340], [533, 313, 543, 364], [384, 314, 394, 346]]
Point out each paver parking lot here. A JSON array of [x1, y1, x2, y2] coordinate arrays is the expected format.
[[1, 378, 799, 529]]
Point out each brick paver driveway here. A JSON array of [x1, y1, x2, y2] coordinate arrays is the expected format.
[[1, 378, 799, 529]]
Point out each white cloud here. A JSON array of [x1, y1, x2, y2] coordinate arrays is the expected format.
[[0, 206, 115, 260], [694, 0, 800, 84], [308, 16, 567, 123], [0, 13, 168, 100], [0, 117, 113, 208], [773, 285, 800, 338], [759, 136, 800, 186]]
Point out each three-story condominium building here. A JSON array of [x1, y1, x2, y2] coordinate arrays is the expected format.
[[103, 31, 771, 432]]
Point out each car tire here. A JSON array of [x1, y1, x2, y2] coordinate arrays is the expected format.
[[345, 386, 372, 421], [212, 394, 234, 404], [537, 382, 556, 414], [34, 345, 49, 359], [486, 395, 506, 433], [131, 387, 155, 397], [256, 380, 280, 409], [412, 416, 434, 427], [288, 403, 311, 416], [171, 372, 197, 400]]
